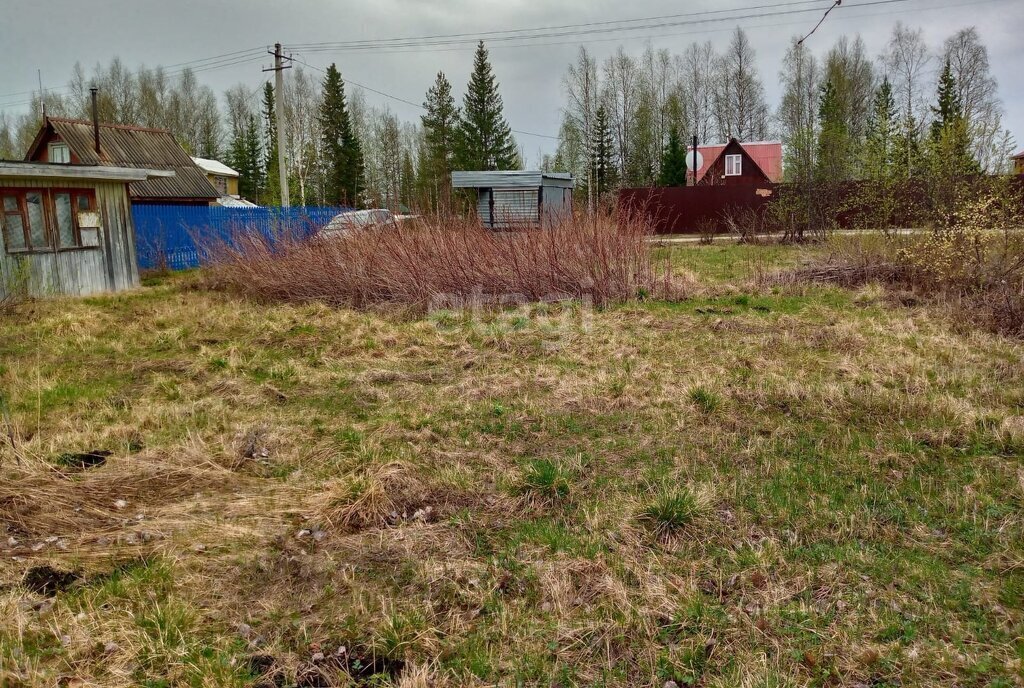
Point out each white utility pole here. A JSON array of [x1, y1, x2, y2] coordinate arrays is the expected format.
[[264, 43, 292, 207]]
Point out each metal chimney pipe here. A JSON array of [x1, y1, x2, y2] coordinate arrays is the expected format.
[[90, 87, 101, 156]]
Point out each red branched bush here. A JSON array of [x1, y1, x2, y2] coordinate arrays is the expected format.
[[198, 212, 670, 309]]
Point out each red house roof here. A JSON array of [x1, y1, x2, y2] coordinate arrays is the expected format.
[[1012, 150, 1024, 160], [687, 140, 783, 183]]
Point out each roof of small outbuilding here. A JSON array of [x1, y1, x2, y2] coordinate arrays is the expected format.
[[25, 118, 218, 201], [452, 171, 575, 189]]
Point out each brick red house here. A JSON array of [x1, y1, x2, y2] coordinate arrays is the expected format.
[[687, 139, 783, 186]]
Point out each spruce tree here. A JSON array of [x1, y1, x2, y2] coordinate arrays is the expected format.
[[861, 78, 901, 228], [319, 64, 366, 207], [816, 80, 852, 182], [658, 126, 688, 187], [929, 58, 978, 175], [262, 83, 281, 205], [240, 114, 263, 201], [457, 42, 518, 171], [863, 77, 897, 179], [898, 115, 925, 176], [931, 59, 961, 141], [589, 105, 617, 197], [420, 72, 461, 204]]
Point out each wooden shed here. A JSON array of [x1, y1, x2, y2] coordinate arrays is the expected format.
[[25, 117, 219, 205], [452, 171, 574, 229], [0, 161, 172, 300]]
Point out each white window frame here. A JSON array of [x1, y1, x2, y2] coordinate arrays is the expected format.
[[48, 142, 71, 164], [724, 154, 742, 176]]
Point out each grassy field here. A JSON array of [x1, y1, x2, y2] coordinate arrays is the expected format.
[[1, 243, 1022, 687]]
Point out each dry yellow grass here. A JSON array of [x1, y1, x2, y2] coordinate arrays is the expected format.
[[0, 248, 1022, 686]]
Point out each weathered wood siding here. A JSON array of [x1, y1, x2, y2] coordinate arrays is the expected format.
[[0, 179, 139, 299]]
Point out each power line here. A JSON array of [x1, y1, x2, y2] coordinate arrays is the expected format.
[[289, 0, 920, 52], [798, 0, 843, 44], [0, 47, 268, 109], [289, 0, 832, 49], [291, 56, 560, 141], [282, 0, 1003, 59]]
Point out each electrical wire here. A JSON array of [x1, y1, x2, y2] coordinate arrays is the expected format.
[[289, 0, 923, 53], [291, 56, 560, 140], [798, 0, 843, 44], [289, 0, 832, 50]]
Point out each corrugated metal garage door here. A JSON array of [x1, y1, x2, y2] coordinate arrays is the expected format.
[[492, 189, 539, 228]]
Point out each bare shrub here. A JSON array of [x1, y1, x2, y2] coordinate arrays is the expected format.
[[722, 205, 769, 244], [198, 212, 671, 309], [766, 183, 837, 243], [792, 178, 1024, 336], [695, 217, 719, 245]]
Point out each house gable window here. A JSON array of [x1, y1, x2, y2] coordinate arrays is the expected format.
[[1, 188, 96, 254], [725, 154, 743, 176], [48, 142, 71, 164], [213, 175, 228, 195]]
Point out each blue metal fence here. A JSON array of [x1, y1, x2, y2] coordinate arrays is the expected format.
[[131, 205, 350, 270]]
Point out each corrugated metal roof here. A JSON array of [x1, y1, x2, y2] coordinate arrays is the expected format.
[[688, 141, 784, 183], [28, 118, 218, 201], [452, 170, 574, 189]]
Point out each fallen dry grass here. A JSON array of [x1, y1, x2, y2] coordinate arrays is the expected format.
[[0, 245, 1022, 686]]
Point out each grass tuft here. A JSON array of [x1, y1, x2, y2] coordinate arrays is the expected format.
[[688, 386, 721, 414], [639, 487, 705, 535], [520, 459, 571, 502]]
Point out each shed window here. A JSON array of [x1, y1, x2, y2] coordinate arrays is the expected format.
[[49, 142, 71, 164], [725, 154, 742, 176], [1, 188, 96, 254], [2, 196, 27, 252]]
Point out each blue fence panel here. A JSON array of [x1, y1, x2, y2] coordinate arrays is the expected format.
[[131, 205, 350, 270]]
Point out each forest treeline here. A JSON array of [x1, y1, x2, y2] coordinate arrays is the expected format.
[[0, 22, 1015, 210]]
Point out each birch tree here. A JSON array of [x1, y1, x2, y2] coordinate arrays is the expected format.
[[713, 28, 770, 142], [777, 38, 821, 184]]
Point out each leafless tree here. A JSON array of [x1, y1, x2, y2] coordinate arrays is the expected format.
[[602, 48, 641, 181], [563, 48, 600, 210], [282, 68, 321, 206], [824, 35, 875, 144], [943, 27, 1008, 171], [777, 38, 821, 184], [713, 28, 770, 142], [876, 22, 933, 151], [676, 41, 718, 145]]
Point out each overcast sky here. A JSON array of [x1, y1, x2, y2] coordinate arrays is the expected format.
[[2, 0, 1022, 164]]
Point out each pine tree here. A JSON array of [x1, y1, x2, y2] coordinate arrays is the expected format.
[[420, 72, 461, 207], [457, 42, 518, 171], [658, 126, 688, 187], [319, 64, 366, 207], [262, 83, 281, 205], [589, 105, 617, 197]]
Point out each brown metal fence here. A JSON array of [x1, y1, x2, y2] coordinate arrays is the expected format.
[[620, 176, 1024, 235], [618, 184, 779, 234]]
